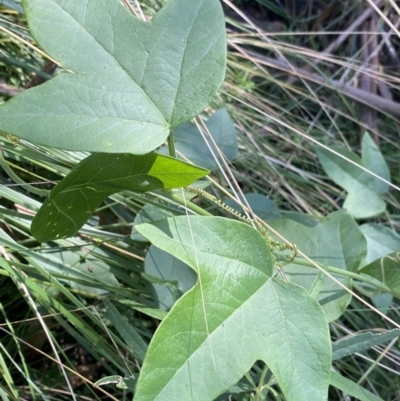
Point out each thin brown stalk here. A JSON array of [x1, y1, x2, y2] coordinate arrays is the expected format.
[[287, 0, 384, 84], [235, 49, 400, 118]]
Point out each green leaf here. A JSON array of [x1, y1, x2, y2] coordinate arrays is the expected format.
[[95, 375, 136, 391], [104, 300, 148, 361], [280, 211, 319, 227], [29, 245, 119, 295], [0, 0, 226, 154], [368, 292, 393, 313], [131, 204, 175, 242], [359, 252, 400, 298], [269, 211, 367, 321], [359, 224, 400, 309], [31, 152, 208, 241], [226, 193, 280, 221], [117, 299, 167, 321], [144, 245, 197, 310], [94, 375, 122, 387], [315, 133, 390, 219], [332, 329, 400, 360], [161, 108, 238, 170], [359, 224, 400, 266], [361, 133, 390, 194], [135, 216, 331, 401], [329, 371, 383, 401]]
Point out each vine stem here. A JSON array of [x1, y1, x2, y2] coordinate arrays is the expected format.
[[168, 192, 213, 217], [276, 255, 392, 294], [167, 134, 176, 158], [165, 135, 212, 215]]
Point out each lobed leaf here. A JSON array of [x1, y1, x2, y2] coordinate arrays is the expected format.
[[315, 133, 390, 219], [135, 216, 331, 401], [0, 0, 226, 154]]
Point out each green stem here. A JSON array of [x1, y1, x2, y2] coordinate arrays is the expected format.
[[352, 282, 377, 298], [276, 255, 392, 293], [254, 364, 269, 401], [168, 192, 213, 217], [167, 134, 176, 158]]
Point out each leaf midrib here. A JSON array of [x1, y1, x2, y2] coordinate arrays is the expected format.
[[151, 278, 299, 400]]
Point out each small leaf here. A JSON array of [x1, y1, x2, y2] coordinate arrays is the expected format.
[[359, 224, 400, 266], [161, 108, 238, 170], [369, 292, 393, 314], [144, 245, 197, 310], [0, 0, 227, 154], [329, 371, 383, 401], [361, 133, 390, 194], [135, 216, 331, 401], [359, 252, 400, 298], [332, 329, 400, 360], [95, 375, 122, 386], [104, 300, 148, 361], [95, 375, 136, 391], [315, 133, 391, 219], [226, 193, 280, 221], [31, 152, 208, 241], [359, 224, 400, 309], [270, 211, 367, 321], [131, 204, 175, 242]]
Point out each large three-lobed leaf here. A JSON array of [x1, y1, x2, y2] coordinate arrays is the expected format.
[[135, 216, 331, 401], [0, 0, 226, 154]]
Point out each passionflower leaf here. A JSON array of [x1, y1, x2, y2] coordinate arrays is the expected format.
[[135, 216, 331, 401], [0, 0, 226, 154]]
